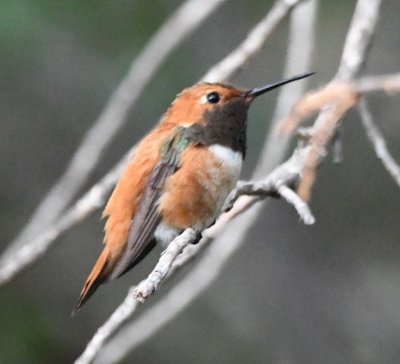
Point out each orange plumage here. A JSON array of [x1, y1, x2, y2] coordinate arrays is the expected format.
[[75, 73, 313, 311], [76, 123, 174, 309]]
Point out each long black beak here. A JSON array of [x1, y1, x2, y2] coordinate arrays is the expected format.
[[247, 72, 314, 98]]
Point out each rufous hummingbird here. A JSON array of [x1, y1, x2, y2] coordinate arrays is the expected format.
[[74, 72, 313, 312]]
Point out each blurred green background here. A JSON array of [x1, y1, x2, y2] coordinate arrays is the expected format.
[[1, 1, 400, 363]]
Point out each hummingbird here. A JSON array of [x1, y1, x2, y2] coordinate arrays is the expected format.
[[74, 72, 313, 312]]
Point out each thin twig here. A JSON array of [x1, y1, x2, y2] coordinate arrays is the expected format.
[[355, 73, 400, 94], [279, 0, 382, 200], [278, 0, 381, 134], [224, 146, 315, 225], [202, 0, 302, 82], [81, 2, 317, 363], [77, 188, 268, 364], [335, 0, 381, 81], [95, 204, 262, 364], [358, 98, 400, 187], [255, 0, 317, 176], [1, 0, 227, 261], [277, 185, 315, 224], [74, 288, 139, 364], [278, 73, 400, 136], [0, 151, 133, 285], [133, 229, 199, 302]]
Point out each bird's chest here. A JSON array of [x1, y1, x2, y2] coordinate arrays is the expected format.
[[206, 144, 243, 190], [159, 144, 242, 229]]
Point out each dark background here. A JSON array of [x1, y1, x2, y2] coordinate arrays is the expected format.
[[1, 1, 400, 363]]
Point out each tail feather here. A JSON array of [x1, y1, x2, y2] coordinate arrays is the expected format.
[[72, 247, 109, 315]]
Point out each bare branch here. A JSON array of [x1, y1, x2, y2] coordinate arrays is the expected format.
[[75, 288, 139, 364], [95, 207, 262, 364], [0, 151, 133, 285], [224, 176, 316, 226], [202, 0, 302, 82], [358, 99, 400, 188], [278, 83, 359, 135], [299, 0, 382, 199], [278, 73, 400, 136], [297, 99, 357, 200], [255, 0, 317, 176], [277, 185, 315, 224], [278, 0, 382, 200], [74, 193, 261, 364], [335, 0, 381, 81], [224, 146, 315, 225], [355, 73, 400, 94], [1, 0, 227, 261], [133, 229, 199, 302]]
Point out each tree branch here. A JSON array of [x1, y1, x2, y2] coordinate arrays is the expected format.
[[278, 73, 400, 136], [133, 229, 199, 302], [74, 288, 139, 364], [254, 0, 317, 176], [299, 0, 382, 200], [278, 0, 382, 200], [0, 152, 132, 285], [202, 0, 302, 82], [358, 98, 400, 188], [335, 0, 381, 81], [224, 147, 315, 225]]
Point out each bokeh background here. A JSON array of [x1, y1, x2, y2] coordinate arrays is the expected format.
[[1, 1, 400, 363]]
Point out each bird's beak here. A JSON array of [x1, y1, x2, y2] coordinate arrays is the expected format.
[[245, 72, 314, 99]]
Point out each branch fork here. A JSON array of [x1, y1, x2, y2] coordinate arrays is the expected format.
[[223, 146, 315, 225], [133, 228, 199, 302]]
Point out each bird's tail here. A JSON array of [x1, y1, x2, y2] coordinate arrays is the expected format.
[[72, 247, 109, 315]]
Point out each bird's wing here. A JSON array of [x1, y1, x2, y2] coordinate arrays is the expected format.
[[74, 127, 196, 311], [108, 127, 193, 280]]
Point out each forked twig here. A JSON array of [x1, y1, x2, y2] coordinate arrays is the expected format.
[[358, 98, 400, 187]]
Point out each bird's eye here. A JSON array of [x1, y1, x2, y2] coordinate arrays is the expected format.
[[206, 92, 220, 104]]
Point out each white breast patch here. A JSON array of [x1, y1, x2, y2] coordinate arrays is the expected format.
[[209, 144, 243, 180]]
